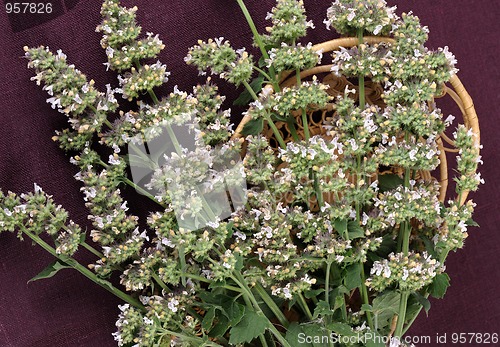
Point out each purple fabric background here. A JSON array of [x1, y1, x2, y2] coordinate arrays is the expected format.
[[0, 0, 498, 346]]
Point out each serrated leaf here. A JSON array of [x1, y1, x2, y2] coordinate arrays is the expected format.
[[344, 263, 362, 290], [241, 117, 264, 136], [312, 300, 332, 320], [28, 260, 71, 283], [412, 292, 431, 315], [202, 307, 216, 331], [428, 273, 450, 299], [234, 75, 265, 106], [378, 174, 404, 192], [228, 311, 268, 345]]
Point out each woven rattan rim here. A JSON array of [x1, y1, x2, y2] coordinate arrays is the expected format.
[[233, 36, 480, 206]]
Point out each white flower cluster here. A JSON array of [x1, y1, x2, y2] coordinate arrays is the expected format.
[[367, 251, 443, 292]]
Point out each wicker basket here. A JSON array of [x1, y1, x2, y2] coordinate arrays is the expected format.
[[232, 36, 480, 207]]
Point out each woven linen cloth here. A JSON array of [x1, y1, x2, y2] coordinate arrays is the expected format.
[[0, 0, 499, 346]]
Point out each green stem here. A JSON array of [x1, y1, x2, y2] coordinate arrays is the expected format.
[[81, 241, 104, 258], [259, 334, 270, 347], [267, 322, 292, 347], [103, 118, 113, 129], [313, 172, 324, 208], [151, 272, 170, 293], [232, 274, 290, 347], [296, 68, 311, 141], [122, 177, 166, 208], [341, 295, 348, 321], [325, 261, 332, 308], [287, 119, 300, 141], [183, 273, 243, 293], [22, 226, 144, 310], [235, 0, 280, 92], [243, 81, 286, 149], [395, 291, 409, 338], [297, 292, 313, 321], [360, 265, 374, 329], [357, 29, 365, 109], [179, 246, 187, 286], [253, 66, 274, 83], [165, 124, 183, 155], [255, 283, 290, 328], [148, 89, 160, 104]]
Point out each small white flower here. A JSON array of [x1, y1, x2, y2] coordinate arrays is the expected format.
[[347, 9, 356, 22], [373, 25, 383, 35]]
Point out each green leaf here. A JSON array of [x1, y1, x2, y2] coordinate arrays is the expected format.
[[412, 292, 431, 315], [361, 303, 373, 312], [344, 263, 362, 290], [28, 260, 71, 283], [378, 174, 404, 192], [326, 322, 357, 337], [234, 253, 244, 272], [312, 300, 333, 320], [198, 293, 233, 307], [333, 295, 345, 312], [334, 219, 348, 239], [421, 236, 438, 258], [465, 218, 479, 227], [304, 288, 324, 299], [368, 234, 396, 262], [228, 311, 268, 345], [428, 273, 450, 299], [347, 221, 365, 239], [222, 301, 245, 326], [209, 315, 230, 338], [371, 291, 401, 330], [202, 307, 216, 331], [234, 75, 265, 106], [258, 55, 268, 68], [302, 324, 328, 347], [285, 322, 313, 347], [241, 117, 264, 136]]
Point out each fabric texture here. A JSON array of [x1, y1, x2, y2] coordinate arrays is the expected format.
[[0, 0, 498, 346]]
